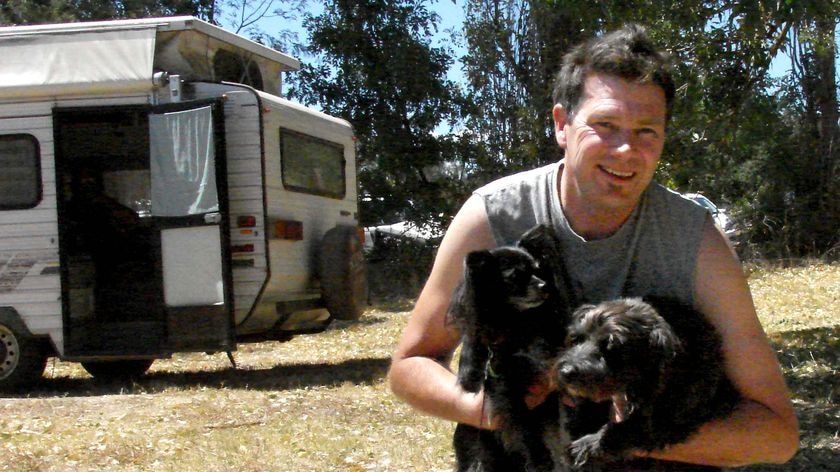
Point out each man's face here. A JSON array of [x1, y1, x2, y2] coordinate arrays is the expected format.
[[554, 74, 667, 220]]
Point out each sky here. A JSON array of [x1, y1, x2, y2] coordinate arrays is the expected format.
[[227, 1, 837, 94], [251, 0, 467, 83]]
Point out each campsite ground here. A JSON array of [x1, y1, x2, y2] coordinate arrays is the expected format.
[[1, 262, 837, 471]]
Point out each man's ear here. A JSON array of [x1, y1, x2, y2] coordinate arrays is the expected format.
[[552, 104, 568, 148]]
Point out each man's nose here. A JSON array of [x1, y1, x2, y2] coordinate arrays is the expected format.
[[609, 129, 635, 155]]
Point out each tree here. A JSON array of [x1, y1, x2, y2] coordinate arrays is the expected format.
[[662, 1, 838, 258], [459, 0, 586, 182], [289, 0, 463, 229], [0, 0, 215, 25], [459, 0, 839, 259], [212, 0, 308, 56], [741, 4, 839, 258]]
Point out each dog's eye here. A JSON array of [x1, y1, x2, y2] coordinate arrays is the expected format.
[[566, 333, 586, 346], [604, 334, 624, 352]]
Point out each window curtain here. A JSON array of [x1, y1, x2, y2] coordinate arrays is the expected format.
[[149, 106, 218, 216]]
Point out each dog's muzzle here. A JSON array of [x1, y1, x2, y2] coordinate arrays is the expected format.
[[554, 346, 624, 404]]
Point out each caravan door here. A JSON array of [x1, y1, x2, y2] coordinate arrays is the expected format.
[[149, 101, 234, 352]]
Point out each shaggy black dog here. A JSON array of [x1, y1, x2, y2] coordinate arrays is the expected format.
[[449, 225, 574, 472], [555, 296, 742, 469]]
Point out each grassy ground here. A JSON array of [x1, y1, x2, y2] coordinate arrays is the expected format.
[[1, 263, 838, 471]]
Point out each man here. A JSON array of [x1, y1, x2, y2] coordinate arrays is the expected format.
[[388, 25, 798, 470]]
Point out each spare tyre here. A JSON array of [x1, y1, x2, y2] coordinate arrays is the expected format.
[[319, 225, 368, 320]]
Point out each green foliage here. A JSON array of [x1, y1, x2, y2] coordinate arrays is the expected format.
[[366, 237, 437, 302], [0, 0, 216, 24], [288, 0, 467, 228], [3, 0, 838, 260], [459, 0, 581, 181], [460, 0, 840, 260]]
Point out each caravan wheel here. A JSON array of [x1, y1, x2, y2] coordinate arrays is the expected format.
[[0, 313, 47, 391], [81, 359, 154, 381], [320, 225, 368, 320]]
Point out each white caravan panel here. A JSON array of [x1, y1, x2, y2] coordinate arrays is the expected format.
[[161, 226, 225, 307]]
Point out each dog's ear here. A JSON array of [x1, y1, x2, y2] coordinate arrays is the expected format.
[[645, 320, 682, 400], [649, 323, 682, 359], [465, 250, 495, 274], [448, 250, 497, 330], [517, 225, 577, 311], [517, 225, 561, 270], [571, 303, 597, 321], [639, 299, 683, 359], [517, 224, 558, 252]]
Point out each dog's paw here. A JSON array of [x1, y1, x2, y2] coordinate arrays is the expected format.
[[569, 433, 606, 469]]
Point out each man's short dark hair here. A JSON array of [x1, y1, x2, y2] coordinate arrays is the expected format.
[[552, 24, 675, 120]]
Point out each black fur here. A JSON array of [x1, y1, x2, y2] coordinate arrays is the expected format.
[[554, 297, 742, 468], [449, 225, 573, 472]]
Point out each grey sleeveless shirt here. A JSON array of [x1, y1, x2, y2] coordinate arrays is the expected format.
[[475, 162, 709, 306]]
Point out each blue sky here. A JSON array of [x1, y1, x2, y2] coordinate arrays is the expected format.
[[231, 1, 835, 92]]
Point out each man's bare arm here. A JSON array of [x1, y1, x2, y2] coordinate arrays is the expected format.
[[388, 195, 497, 428], [645, 219, 799, 466]]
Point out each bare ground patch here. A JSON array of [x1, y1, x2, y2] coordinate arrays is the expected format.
[[1, 264, 838, 471]]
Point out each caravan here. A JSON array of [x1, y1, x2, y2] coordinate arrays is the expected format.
[[0, 17, 367, 389]]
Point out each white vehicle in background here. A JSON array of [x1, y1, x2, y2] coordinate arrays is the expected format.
[[0, 17, 366, 389], [363, 220, 442, 252], [682, 192, 737, 238]]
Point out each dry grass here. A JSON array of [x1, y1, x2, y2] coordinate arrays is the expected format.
[[1, 263, 838, 471]]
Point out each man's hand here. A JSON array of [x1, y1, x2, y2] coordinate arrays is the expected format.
[[524, 371, 557, 409]]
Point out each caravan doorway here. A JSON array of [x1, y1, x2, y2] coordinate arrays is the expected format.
[[54, 102, 234, 357]]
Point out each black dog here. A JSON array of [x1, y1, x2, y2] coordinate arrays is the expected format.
[[449, 225, 573, 472], [555, 296, 742, 468]]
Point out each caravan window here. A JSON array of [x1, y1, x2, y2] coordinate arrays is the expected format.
[[0, 134, 40, 210], [280, 129, 345, 199]]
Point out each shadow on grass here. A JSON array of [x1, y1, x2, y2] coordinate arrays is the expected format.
[[329, 314, 393, 329], [769, 326, 839, 402], [366, 298, 417, 313], [738, 325, 839, 471], [740, 447, 839, 472], [5, 356, 391, 399]]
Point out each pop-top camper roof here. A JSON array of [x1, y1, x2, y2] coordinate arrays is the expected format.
[[0, 16, 300, 100]]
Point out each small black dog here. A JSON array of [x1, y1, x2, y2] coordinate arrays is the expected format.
[[449, 225, 572, 472], [555, 297, 742, 468]]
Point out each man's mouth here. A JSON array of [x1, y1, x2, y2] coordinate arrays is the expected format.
[[599, 165, 635, 179]]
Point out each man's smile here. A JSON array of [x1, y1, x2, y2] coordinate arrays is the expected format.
[[598, 164, 636, 180]]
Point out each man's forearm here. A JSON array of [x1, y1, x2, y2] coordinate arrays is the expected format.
[[389, 356, 486, 428], [643, 400, 798, 467]]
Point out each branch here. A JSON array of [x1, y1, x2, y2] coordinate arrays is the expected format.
[[767, 20, 792, 59]]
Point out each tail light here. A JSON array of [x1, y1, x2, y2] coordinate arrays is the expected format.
[[237, 215, 257, 227], [236, 215, 257, 235], [274, 219, 303, 240], [231, 243, 255, 253]]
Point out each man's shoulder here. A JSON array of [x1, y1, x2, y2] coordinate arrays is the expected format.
[[472, 162, 558, 246], [646, 182, 707, 217]]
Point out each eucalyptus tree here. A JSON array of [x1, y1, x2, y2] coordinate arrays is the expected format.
[[459, 0, 839, 258], [0, 0, 216, 24], [289, 0, 463, 229], [459, 0, 584, 182]]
